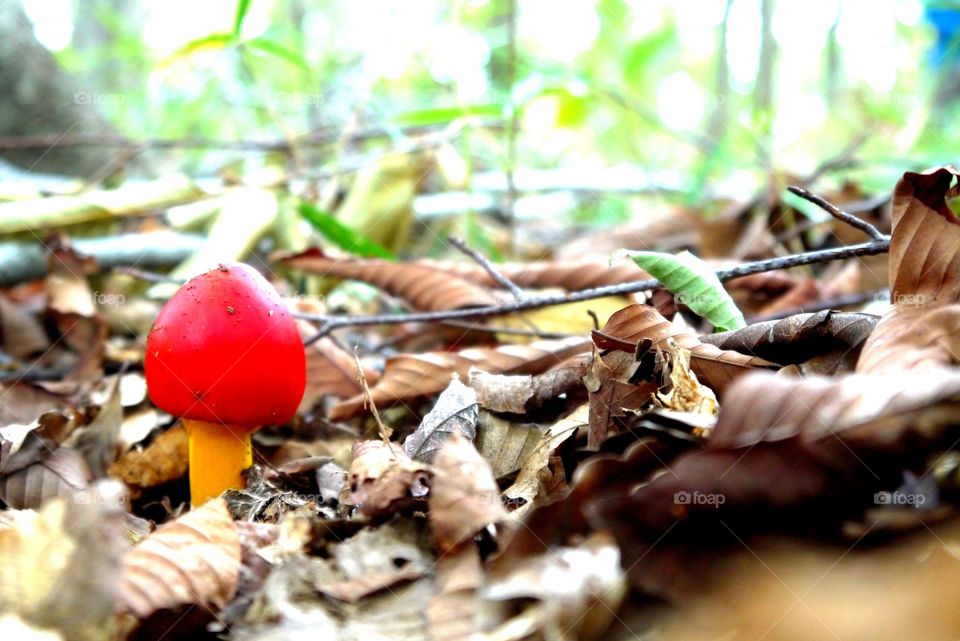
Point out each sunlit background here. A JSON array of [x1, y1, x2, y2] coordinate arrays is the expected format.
[[11, 0, 956, 208]]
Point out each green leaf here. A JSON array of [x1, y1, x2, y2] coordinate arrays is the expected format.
[[298, 202, 395, 259], [244, 37, 311, 72], [627, 250, 745, 331], [233, 0, 252, 35], [394, 104, 503, 127], [163, 33, 236, 65]]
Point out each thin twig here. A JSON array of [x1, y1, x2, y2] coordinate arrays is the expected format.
[[298, 237, 890, 344], [118, 267, 185, 284], [787, 185, 887, 241], [352, 348, 397, 454], [448, 236, 525, 300]]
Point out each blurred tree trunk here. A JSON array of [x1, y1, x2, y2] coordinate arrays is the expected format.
[[0, 0, 126, 177], [705, 0, 732, 149], [754, 0, 777, 167]]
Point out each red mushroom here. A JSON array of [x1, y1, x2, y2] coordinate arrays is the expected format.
[[145, 263, 306, 506]]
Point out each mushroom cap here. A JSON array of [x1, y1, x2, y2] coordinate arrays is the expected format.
[[145, 263, 306, 430]]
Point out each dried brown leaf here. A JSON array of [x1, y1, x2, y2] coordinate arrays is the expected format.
[[426, 544, 482, 641], [701, 310, 877, 367], [403, 377, 478, 463], [858, 168, 960, 373], [503, 404, 587, 516], [469, 360, 586, 414], [108, 424, 188, 498], [475, 413, 545, 480], [596, 304, 777, 394], [301, 330, 377, 407], [0, 295, 49, 359], [283, 250, 499, 310], [0, 482, 128, 641], [331, 337, 590, 420], [347, 440, 431, 518], [119, 498, 241, 618], [0, 447, 90, 509], [429, 433, 507, 552]]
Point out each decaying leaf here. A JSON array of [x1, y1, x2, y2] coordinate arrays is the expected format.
[[284, 250, 499, 311], [108, 424, 188, 498], [701, 310, 877, 368], [503, 404, 587, 516], [597, 304, 777, 394], [468, 358, 587, 414], [298, 324, 379, 409], [475, 412, 546, 480], [480, 532, 626, 641], [119, 498, 241, 619], [348, 440, 431, 518], [655, 340, 718, 415], [0, 447, 91, 509], [585, 346, 659, 448], [404, 377, 478, 463], [427, 544, 482, 641], [332, 337, 590, 420], [429, 433, 507, 552], [0, 482, 128, 641]]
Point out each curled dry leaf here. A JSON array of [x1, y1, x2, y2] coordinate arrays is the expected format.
[[429, 433, 507, 552], [0, 482, 129, 641], [701, 310, 878, 367], [0, 295, 49, 359], [503, 404, 588, 516], [468, 357, 587, 414], [403, 377, 478, 463], [283, 249, 499, 311], [347, 440, 431, 519], [108, 423, 188, 498], [119, 497, 241, 619], [0, 447, 90, 510], [596, 304, 777, 394], [331, 337, 590, 420], [858, 168, 960, 373], [586, 347, 659, 448], [475, 412, 546, 480]]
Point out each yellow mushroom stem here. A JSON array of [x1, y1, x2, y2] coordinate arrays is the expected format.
[[182, 419, 253, 507]]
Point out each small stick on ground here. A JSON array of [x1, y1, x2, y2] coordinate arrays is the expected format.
[[448, 236, 525, 300], [352, 348, 397, 455], [787, 185, 887, 241]]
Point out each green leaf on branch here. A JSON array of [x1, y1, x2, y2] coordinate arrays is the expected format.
[[233, 0, 252, 34], [626, 250, 745, 331], [298, 202, 395, 259]]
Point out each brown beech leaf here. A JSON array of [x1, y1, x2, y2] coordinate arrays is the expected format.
[[0, 447, 91, 509], [468, 358, 587, 414], [347, 440, 431, 519], [108, 423, 188, 498], [596, 304, 777, 394], [585, 348, 658, 448], [331, 337, 590, 420], [429, 433, 506, 552], [503, 404, 587, 516], [426, 544, 482, 641], [301, 330, 377, 407], [283, 249, 499, 310], [858, 168, 960, 373], [0, 295, 49, 359], [0, 482, 128, 641], [701, 311, 878, 367], [448, 256, 651, 291], [119, 498, 241, 619], [708, 367, 960, 456], [475, 413, 546, 480], [403, 377, 478, 463]]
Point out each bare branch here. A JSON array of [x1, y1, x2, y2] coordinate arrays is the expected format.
[[787, 185, 887, 241], [296, 237, 890, 343], [447, 237, 525, 300]]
